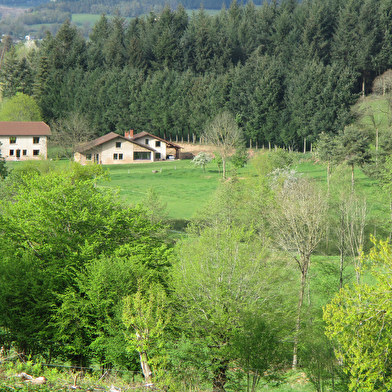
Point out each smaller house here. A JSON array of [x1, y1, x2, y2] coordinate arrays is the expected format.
[[0, 121, 51, 161], [75, 130, 182, 165]]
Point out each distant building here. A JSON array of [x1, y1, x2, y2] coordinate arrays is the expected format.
[[74, 130, 182, 165], [0, 121, 51, 161]]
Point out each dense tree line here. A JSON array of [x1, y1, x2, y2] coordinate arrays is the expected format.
[[3, 0, 391, 149]]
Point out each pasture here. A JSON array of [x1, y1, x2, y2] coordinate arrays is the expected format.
[[99, 159, 252, 219]]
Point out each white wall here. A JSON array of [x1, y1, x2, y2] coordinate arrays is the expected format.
[[141, 137, 167, 159], [0, 135, 48, 160]]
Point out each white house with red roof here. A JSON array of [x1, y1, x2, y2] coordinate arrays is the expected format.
[[0, 121, 51, 161], [74, 130, 182, 165]]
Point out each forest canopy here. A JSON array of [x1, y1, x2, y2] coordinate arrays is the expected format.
[[1, 0, 387, 150]]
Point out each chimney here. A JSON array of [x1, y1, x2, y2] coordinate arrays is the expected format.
[[124, 129, 134, 139]]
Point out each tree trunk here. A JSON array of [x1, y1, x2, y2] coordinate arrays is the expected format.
[[327, 161, 330, 192], [390, 200, 392, 242], [292, 261, 308, 369], [351, 164, 355, 191], [139, 351, 153, 384], [212, 362, 227, 392], [362, 74, 365, 97]]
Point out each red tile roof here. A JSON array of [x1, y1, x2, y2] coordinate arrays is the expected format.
[[0, 121, 51, 136]]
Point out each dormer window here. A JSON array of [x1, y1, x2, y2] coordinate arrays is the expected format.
[[10, 137, 16, 144]]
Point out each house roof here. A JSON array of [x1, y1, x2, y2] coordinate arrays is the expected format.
[[77, 132, 155, 153], [131, 131, 182, 150], [0, 121, 51, 136]]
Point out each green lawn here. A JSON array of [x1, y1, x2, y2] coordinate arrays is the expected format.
[[71, 13, 105, 26], [99, 160, 251, 220]]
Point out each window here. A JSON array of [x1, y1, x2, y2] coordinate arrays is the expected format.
[[9, 137, 16, 144], [119, 154, 123, 160], [33, 150, 40, 156], [155, 141, 161, 147], [113, 154, 118, 160], [145, 139, 149, 145], [156, 152, 161, 159], [86, 154, 92, 160], [9, 150, 14, 156], [116, 142, 121, 148], [33, 137, 40, 144], [23, 150, 27, 156], [134, 152, 151, 160]]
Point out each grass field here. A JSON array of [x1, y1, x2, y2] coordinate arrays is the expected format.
[[99, 160, 252, 219], [71, 13, 106, 26], [98, 153, 385, 221]]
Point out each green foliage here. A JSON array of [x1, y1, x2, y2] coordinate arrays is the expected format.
[[0, 165, 171, 358], [142, 187, 169, 227], [173, 200, 292, 390], [230, 143, 248, 168], [54, 242, 172, 368], [250, 148, 297, 178], [0, 93, 42, 121], [324, 238, 392, 391], [123, 284, 170, 384], [0, 143, 8, 179]]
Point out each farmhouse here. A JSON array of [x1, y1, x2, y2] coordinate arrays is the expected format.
[[0, 121, 51, 161], [74, 130, 182, 165]]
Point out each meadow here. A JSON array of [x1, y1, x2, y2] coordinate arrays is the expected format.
[[99, 159, 253, 219]]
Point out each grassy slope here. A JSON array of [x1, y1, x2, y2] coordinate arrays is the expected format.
[[99, 160, 252, 219], [99, 153, 384, 222]]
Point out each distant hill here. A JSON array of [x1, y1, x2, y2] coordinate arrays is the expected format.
[[0, 0, 262, 38], [0, 0, 262, 13], [0, 0, 46, 7]]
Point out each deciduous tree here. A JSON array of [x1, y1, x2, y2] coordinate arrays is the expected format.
[[333, 125, 371, 189], [324, 238, 392, 392], [50, 112, 96, 159], [0, 93, 42, 121], [202, 111, 243, 179], [270, 175, 328, 369], [191, 151, 213, 172], [0, 166, 170, 357], [123, 284, 170, 385], [173, 220, 291, 391]]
